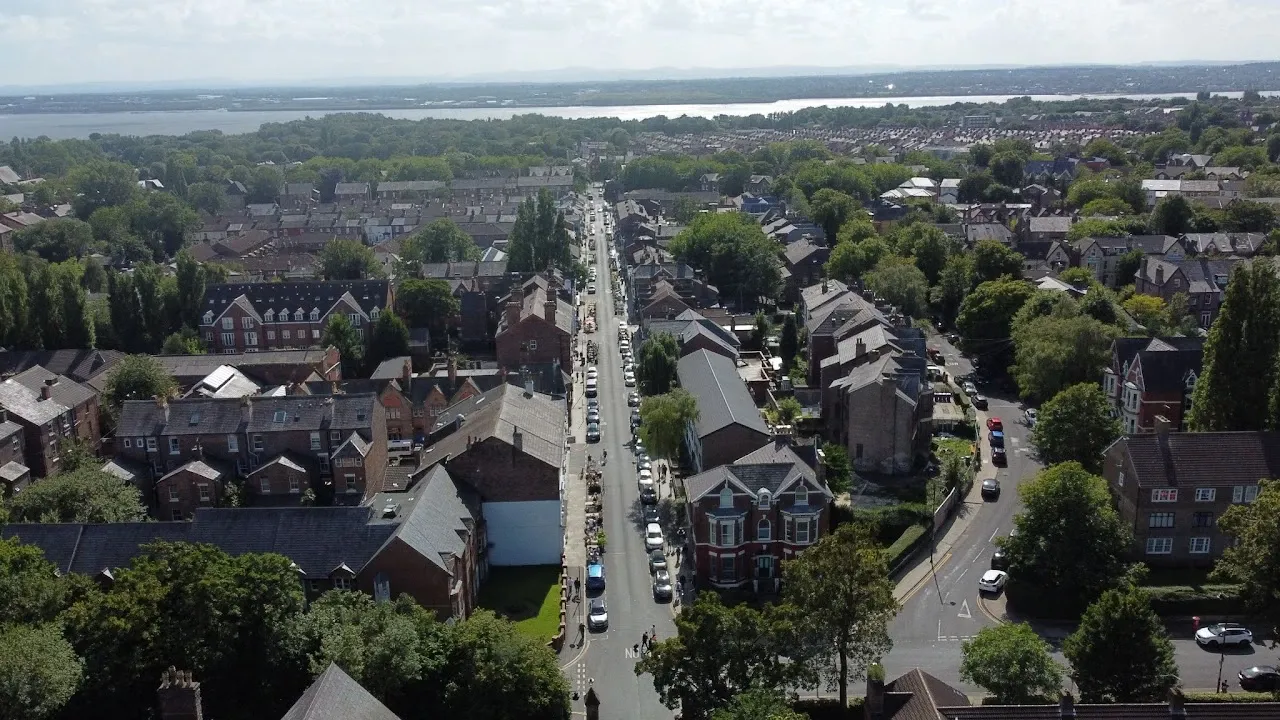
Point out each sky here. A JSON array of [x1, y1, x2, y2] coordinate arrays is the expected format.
[[3, 0, 1279, 88]]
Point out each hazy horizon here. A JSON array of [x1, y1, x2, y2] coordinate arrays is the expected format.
[[3, 0, 1279, 89]]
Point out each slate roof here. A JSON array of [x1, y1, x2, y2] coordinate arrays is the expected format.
[[333, 182, 370, 195], [376, 180, 445, 193], [0, 349, 123, 384], [154, 349, 334, 383], [784, 238, 827, 265], [686, 440, 829, 501], [497, 278, 574, 335], [0, 418, 22, 442], [420, 260, 509, 279], [1131, 347, 1202, 392], [428, 383, 566, 470], [370, 357, 410, 381], [1182, 232, 1265, 256], [966, 223, 1013, 245], [800, 279, 849, 314], [1115, 430, 1280, 488], [1028, 216, 1073, 234], [374, 466, 477, 573], [116, 394, 378, 438], [938, 700, 1280, 720], [8, 366, 95, 408], [0, 460, 28, 484], [203, 280, 390, 319], [281, 663, 402, 720], [676, 350, 769, 439], [0, 378, 68, 426], [820, 325, 907, 370]]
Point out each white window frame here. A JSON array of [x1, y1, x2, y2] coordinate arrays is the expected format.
[[259, 477, 271, 494], [330, 430, 342, 443], [310, 309, 320, 321], [1117, 470, 1125, 488], [221, 317, 234, 330], [795, 486, 809, 507], [719, 487, 732, 509], [283, 329, 291, 339], [289, 475, 300, 494], [1189, 537, 1211, 554], [221, 332, 235, 346], [796, 517, 812, 544], [253, 434, 264, 452], [312, 329, 321, 339], [244, 331, 258, 346], [227, 435, 238, 452], [1148, 512, 1175, 528], [242, 317, 255, 329], [203, 311, 213, 325], [294, 310, 304, 322], [146, 437, 157, 452], [757, 517, 771, 541], [333, 577, 351, 590], [345, 473, 358, 493], [1233, 485, 1259, 504], [168, 484, 180, 503], [264, 309, 274, 322], [310, 431, 321, 450], [267, 330, 276, 341], [123, 438, 131, 448], [197, 483, 211, 502], [1145, 537, 1173, 555], [1151, 488, 1178, 503], [1194, 488, 1216, 502]]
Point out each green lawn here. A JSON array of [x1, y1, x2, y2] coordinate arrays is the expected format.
[[477, 566, 562, 640]]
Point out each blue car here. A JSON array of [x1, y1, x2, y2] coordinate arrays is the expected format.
[[989, 430, 1005, 448], [586, 563, 606, 594]]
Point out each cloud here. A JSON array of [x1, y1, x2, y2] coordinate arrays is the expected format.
[[1, 0, 1277, 86]]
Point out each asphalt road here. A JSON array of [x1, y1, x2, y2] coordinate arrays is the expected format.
[[562, 189, 677, 720]]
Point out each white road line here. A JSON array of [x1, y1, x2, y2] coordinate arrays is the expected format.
[[989, 527, 1000, 543], [937, 619, 942, 641], [955, 568, 968, 583]]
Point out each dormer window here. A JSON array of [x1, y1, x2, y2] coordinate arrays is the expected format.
[[370, 307, 380, 320], [757, 489, 771, 508], [796, 486, 809, 507], [719, 487, 733, 509], [310, 308, 320, 321], [1185, 372, 1197, 391], [202, 311, 213, 325], [294, 309, 304, 322], [265, 309, 274, 322]]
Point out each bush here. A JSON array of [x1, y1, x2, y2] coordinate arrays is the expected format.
[[792, 697, 865, 720], [853, 503, 932, 544], [884, 524, 929, 573], [1184, 691, 1280, 703], [1144, 584, 1243, 617]]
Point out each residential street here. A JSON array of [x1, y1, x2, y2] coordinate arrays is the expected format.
[[562, 189, 676, 720]]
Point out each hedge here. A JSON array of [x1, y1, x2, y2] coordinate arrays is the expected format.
[[792, 697, 864, 720], [853, 504, 931, 544], [884, 524, 928, 575], [1145, 583, 1244, 616], [1184, 691, 1280, 703]]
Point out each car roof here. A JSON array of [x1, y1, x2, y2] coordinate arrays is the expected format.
[[587, 564, 603, 576], [590, 598, 606, 610], [982, 569, 1005, 579], [990, 416, 1001, 421], [646, 522, 662, 532], [1245, 666, 1278, 676]]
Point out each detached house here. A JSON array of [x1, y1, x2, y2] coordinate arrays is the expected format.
[[1103, 336, 1204, 434], [199, 280, 393, 353], [685, 440, 832, 591], [1134, 256, 1246, 329]]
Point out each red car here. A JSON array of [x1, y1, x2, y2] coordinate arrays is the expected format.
[[986, 417, 1003, 431]]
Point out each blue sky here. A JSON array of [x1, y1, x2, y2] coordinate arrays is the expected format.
[[2, 0, 1277, 86]]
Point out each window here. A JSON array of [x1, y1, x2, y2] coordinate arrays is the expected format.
[[757, 518, 771, 541], [310, 432, 321, 450], [168, 484, 180, 503], [244, 332, 258, 346], [205, 332, 214, 343], [344, 473, 358, 493], [267, 330, 276, 341], [1193, 511, 1214, 528], [349, 313, 361, 327], [171, 509, 184, 521], [283, 329, 291, 340], [527, 339, 538, 351], [310, 309, 320, 321], [795, 486, 809, 507], [253, 434, 263, 452], [1117, 470, 1125, 488], [757, 489, 771, 508], [1151, 489, 1178, 503], [203, 311, 213, 325], [370, 308, 380, 320], [386, 408, 400, 419], [312, 329, 321, 339], [294, 310, 304, 321], [718, 520, 738, 546], [168, 437, 180, 454], [221, 332, 235, 346], [242, 317, 255, 329], [1145, 537, 1173, 554], [146, 437, 157, 452], [333, 577, 351, 590], [265, 309, 274, 322], [1148, 512, 1175, 528], [330, 430, 341, 443], [1189, 537, 1212, 554], [1233, 485, 1259, 504], [719, 555, 736, 583], [221, 317, 234, 330], [1195, 488, 1216, 502], [795, 518, 813, 544], [318, 454, 330, 472], [308, 580, 322, 593], [1200, 312, 1211, 327], [123, 438, 131, 448], [719, 487, 732, 509], [198, 483, 211, 502], [227, 435, 238, 452], [289, 475, 300, 494], [259, 478, 271, 494]]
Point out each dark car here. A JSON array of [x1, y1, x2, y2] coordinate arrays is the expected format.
[[585, 563, 606, 594], [642, 505, 660, 524], [640, 486, 658, 505], [992, 447, 1007, 466], [972, 394, 988, 410], [1239, 666, 1280, 692], [981, 478, 1000, 499]]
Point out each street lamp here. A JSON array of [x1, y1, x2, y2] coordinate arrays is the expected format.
[[928, 522, 943, 606]]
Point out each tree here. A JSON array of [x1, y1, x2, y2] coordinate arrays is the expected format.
[[506, 190, 572, 275], [899, 224, 952, 285], [971, 240, 1024, 286], [835, 215, 878, 245], [749, 311, 771, 350], [1057, 267, 1094, 287], [1212, 480, 1280, 637], [187, 181, 225, 215], [102, 355, 178, 420], [773, 397, 803, 426], [1080, 197, 1133, 217], [444, 610, 572, 720], [810, 188, 859, 242], [638, 389, 699, 463], [0, 624, 82, 720], [779, 314, 799, 370], [398, 218, 480, 273], [638, 332, 680, 396], [1012, 314, 1118, 402], [826, 236, 888, 282], [1003, 463, 1131, 616], [69, 159, 138, 219], [246, 165, 283, 204], [322, 314, 365, 376], [1122, 294, 1167, 331], [820, 444, 851, 496], [161, 331, 204, 354], [81, 256, 108, 293], [956, 278, 1035, 361], [7, 467, 146, 523], [1083, 138, 1128, 166], [1031, 384, 1122, 473], [0, 537, 73, 625], [669, 212, 781, 310], [129, 192, 199, 258], [1220, 199, 1277, 233], [931, 253, 973, 328], [960, 623, 1062, 704], [1116, 249, 1144, 287], [709, 690, 807, 720], [989, 152, 1025, 187], [1190, 262, 1280, 431], [635, 593, 807, 720], [1063, 585, 1178, 703], [174, 249, 208, 329], [367, 312, 410, 369], [319, 238, 381, 280], [12, 219, 96, 262], [396, 278, 459, 340], [865, 261, 929, 318], [782, 521, 897, 709], [969, 144, 993, 167], [1149, 195, 1196, 236]]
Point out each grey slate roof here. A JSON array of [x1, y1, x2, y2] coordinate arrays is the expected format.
[[0, 419, 21, 442], [429, 383, 566, 470], [685, 440, 830, 501], [116, 394, 378, 438], [0, 349, 123, 384], [281, 663, 401, 720], [1114, 431, 1280, 489], [966, 223, 1013, 244], [203, 280, 389, 319], [1028, 216, 1073, 234], [676, 350, 769, 439], [0, 378, 69, 426], [376, 466, 477, 573]]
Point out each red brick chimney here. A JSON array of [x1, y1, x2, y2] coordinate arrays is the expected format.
[[157, 667, 203, 720], [505, 297, 522, 327], [544, 293, 557, 323]]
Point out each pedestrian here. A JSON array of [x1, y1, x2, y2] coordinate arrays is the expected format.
[[641, 631, 649, 648], [651, 624, 657, 641]]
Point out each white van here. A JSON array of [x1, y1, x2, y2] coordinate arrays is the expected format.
[[387, 439, 413, 453]]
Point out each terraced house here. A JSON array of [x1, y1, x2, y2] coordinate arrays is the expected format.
[[198, 280, 393, 353]]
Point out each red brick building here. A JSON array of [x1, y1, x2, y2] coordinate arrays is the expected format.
[[684, 440, 833, 592], [0, 370, 98, 478], [198, 280, 392, 353], [1102, 336, 1203, 434], [495, 275, 574, 372], [0, 409, 29, 496]]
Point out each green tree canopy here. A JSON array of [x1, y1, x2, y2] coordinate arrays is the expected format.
[[638, 389, 699, 462], [669, 212, 781, 310], [12, 219, 97, 262], [1062, 585, 1178, 703], [322, 314, 366, 376], [638, 332, 680, 396], [826, 236, 888, 283], [0, 537, 73, 625], [319, 238, 382, 280], [398, 218, 481, 273], [69, 159, 138, 219], [1002, 463, 1132, 616], [1012, 313, 1118, 402], [709, 689, 807, 720], [1148, 195, 1196, 236], [506, 190, 572, 274], [931, 253, 973, 328], [779, 314, 799, 369], [956, 278, 1035, 359], [367, 312, 411, 369], [0, 624, 83, 720], [810, 188, 860, 242], [1031, 384, 1122, 473], [970, 239, 1024, 286], [7, 467, 147, 524], [102, 354, 178, 419], [396, 278, 460, 339], [865, 260, 929, 318], [960, 623, 1063, 704], [782, 521, 898, 708], [1212, 479, 1280, 638]]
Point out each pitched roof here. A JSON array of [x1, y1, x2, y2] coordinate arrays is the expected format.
[[966, 224, 1013, 244], [496, 276, 574, 336], [0, 378, 69, 426], [203, 280, 389, 319], [9, 366, 95, 409], [374, 466, 477, 573], [1116, 430, 1280, 488], [281, 663, 402, 720], [116, 394, 378, 438], [800, 279, 850, 314], [428, 383, 566, 470], [686, 440, 830, 500], [0, 349, 124, 384], [880, 668, 972, 720], [1028, 216, 1073, 234], [676, 350, 769, 439]]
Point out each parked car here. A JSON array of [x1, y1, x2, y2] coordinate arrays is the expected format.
[[586, 563, 606, 594], [1238, 666, 1280, 692], [587, 598, 609, 631], [972, 394, 988, 410], [1025, 408, 1038, 426], [962, 381, 978, 395], [978, 569, 1008, 593], [643, 505, 660, 524], [634, 440, 645, 456], [990, 549, 1008, 570], [628, 392, 640, 407], [586, 423, 601, 442], [587, 366, 598, 381], [638, 468, 653, 484], [1196, 623, 1253, 648], [637, 457, 652, 472], [586, 380, 598, 398], [624, 372, 636, 387], [587, 283, 596, 294], [645, 523, 665, 551], [640, 485, 657, 505], [653, 569, 674, 601], [992, 447, 1007, 466], [988, 430, 1005, 448], [986, 417, 1003, 431], [587, 398, 599, 411], [631, 410, 641, 427], [587, 409, 601, 424], [981, 478, 1000, 499], [649, 549, 668, 574]]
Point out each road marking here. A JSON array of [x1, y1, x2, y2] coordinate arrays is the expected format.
[[955, 568, 968, 584], [899, 551, 952, 604], [958, 599, 972, 619], [989, 528, 1000, 543]]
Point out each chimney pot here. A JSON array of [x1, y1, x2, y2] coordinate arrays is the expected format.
[[157, 667, 203, 720], [1155, 414, 1171, 439]]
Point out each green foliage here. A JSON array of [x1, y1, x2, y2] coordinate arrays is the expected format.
[[638, 388, 699, 462], [782, 522, 897, 708], [1003, 463, 1132, 617], [670, 212, 781, 309], [12, 219, 97, 262], [187, 181, 224, 214], [779, 314, 799, 370], [638, 332, 679, 396], [1149, 195, 1196, 236], [396, 278, 460, 339], [319, 238, 382, 280], [960, 623, 1062, 704], [0, 537, 73, 625], [161, 329, 205, 355], [820, 444, 851, 496], [506, 190, 572, 274], [1057, 267, 1094, 286], [710, 690, 809, 720], [1066, 217, 1136, 241], [989, 152, 1025, 187], [1190, 262, 1280, 431], [749, 311, 771, 350], [398, 218, 480, 273], [1063, 585, 1178, 703], [0, 624, 83, 720], [1212, 480, 1280, 637], [826, 236, 888, 283], [68, 159, 138, 219], [1031, 384, 1122, 473], [891, 223, 953, 285], [1080, 197, 1134, 217], [970, 240, 1023, 286], [810, 188, 860, 242], [931, 253, 973, 327], [865, 261, 929, 318], [7, 467, 147, 524], [102, 354, 178, 418], [321, 314, 366, 376], [956, 278, 1035, 358], [1012, 312, 1118, 403], [367, 312, 411, 369]]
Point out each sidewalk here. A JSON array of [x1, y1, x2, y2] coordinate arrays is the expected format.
[[560, 294, 593, 652]]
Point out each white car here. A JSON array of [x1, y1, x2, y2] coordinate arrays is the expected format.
[[587, 598, 609, 631], [587, 366, 598, 381], [962, 381, 978, 395], [1196, 623, 1253, 648], [587, 283, 596, 294], [638, 468, 653, 483], [645, 522, 665, 551], [978, 569, 1008, 593], [624, 372, 636, 387]]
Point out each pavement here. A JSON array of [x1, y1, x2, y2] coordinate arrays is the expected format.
[[559, 186, 677, 720]]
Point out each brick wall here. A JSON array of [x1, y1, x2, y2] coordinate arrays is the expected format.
[[441, 437, 558, 503]]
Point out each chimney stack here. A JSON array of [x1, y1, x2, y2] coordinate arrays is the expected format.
[[0, 408, 7, 424], [544, 293, 557, 323], [855, 338, 867, 359], [157, 667, 203, 720], [1155, 262, 1164, 285], [155, 395, 169, 424], [1155, 414, 1171, 441], [448, 359, 458, 387], [505, 297, 522, 327], [240, 396, 253, 426], [512, 426, 524, 455], [41, 377, 56, 400], [1058, 693, 1076, 719], [864, 666, 885, 720]]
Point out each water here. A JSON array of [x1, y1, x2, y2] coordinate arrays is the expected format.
[[0, 90, 1274, 140]]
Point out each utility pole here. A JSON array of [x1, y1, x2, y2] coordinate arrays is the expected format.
[[929, 523, 943, 605]]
